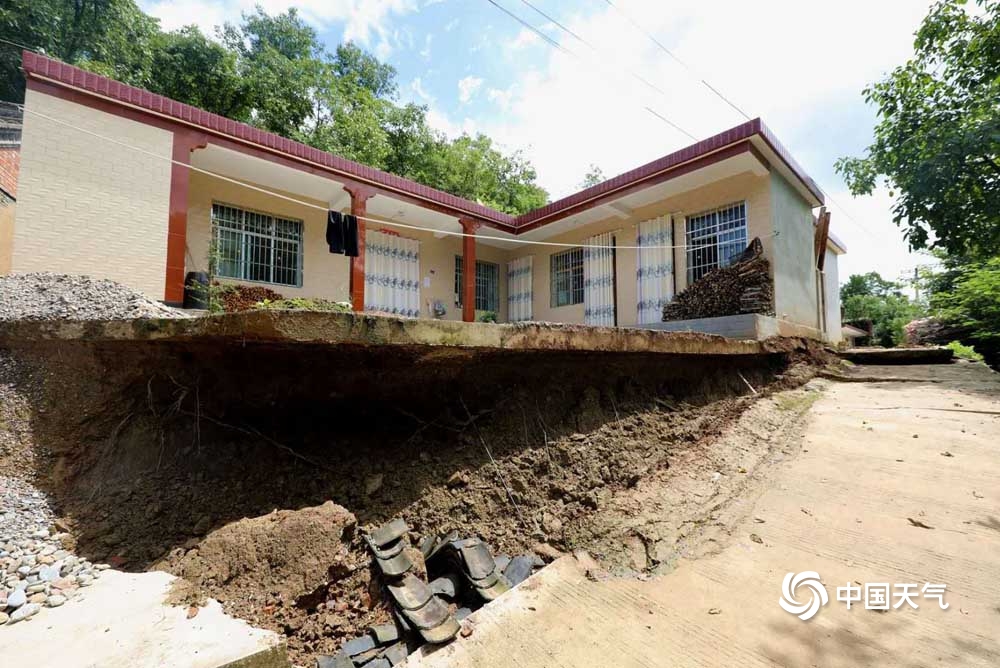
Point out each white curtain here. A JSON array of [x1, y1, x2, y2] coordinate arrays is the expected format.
[[636, 216, 675, 325], [507, 256, 533, 322], [583, 231, 616, 326], [364, 230, 420, 317]]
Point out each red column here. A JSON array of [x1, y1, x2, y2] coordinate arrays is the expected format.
[[344, 184, 376, 312], [460, 218, 480, 323], [165, 131, 206, 305]]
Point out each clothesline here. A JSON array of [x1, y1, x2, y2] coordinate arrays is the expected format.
[[22, 107, 778, 251]]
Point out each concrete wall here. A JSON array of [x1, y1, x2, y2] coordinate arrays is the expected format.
[[822, 247, 842, 343], [13, 89, 173, 298], [769, 171, 819, 333], [185, 171, 508, 321]]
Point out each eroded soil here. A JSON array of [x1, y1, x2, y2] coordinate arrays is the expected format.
[[0, 336, 831, 664]]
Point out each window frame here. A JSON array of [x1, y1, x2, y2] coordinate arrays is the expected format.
[[454, 256, 501, 313], [685, 201, 748, 285], [210, 202, 304, 288], [549, 247, 584, 308]]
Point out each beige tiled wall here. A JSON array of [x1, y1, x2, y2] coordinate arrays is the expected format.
[[13, 89, 173, 298]]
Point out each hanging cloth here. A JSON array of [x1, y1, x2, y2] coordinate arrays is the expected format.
[[583, 232, 616, 326], [343, 214, 359, 257], [636, 216, 675, 324], [327, 211, 345, 254], [506, 256, 533, 322], [364, 230, 421, 317]]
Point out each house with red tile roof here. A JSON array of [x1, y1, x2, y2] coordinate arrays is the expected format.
[[7, 52, 845, 341]]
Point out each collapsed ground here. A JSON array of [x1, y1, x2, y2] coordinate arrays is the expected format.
[[0, 330, 832, 664]]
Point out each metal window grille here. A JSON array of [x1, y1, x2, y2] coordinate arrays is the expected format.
[[211, 202, 303, 287], [550, 247, 584, 307], [685, 202, 748, 284], [454, 256, 500, 312]]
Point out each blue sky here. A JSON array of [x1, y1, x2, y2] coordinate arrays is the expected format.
[[141, 0, 941, 285]]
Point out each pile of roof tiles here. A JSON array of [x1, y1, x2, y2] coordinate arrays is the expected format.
[[662, 237, 774, 321], [316, 518, 543, 668]]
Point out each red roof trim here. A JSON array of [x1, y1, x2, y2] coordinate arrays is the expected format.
[[21, 51, 824, 232]]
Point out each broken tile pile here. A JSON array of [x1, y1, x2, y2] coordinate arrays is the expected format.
[[317, 518, 543, 668]]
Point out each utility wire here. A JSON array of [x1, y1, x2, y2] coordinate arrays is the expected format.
[[0, 36, 40, 53], [22, 105, 759, 250], [483, 0, 696, 140], [515, 0, 688, 117], [602, 0, 751, 121]]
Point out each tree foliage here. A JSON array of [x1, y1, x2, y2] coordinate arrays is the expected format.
[[0, 2, 549, 214], [835, 0, 1000, 260], [841, 272, 925, 347], [579, 164, 605, 189], [930, 257, 1000, 341]]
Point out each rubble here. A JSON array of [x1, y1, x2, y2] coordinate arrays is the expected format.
[[320, 518, 545, 667], [663, 238, 774, 321], [0, 273, 187, 321], [1, 475, 107, 626]]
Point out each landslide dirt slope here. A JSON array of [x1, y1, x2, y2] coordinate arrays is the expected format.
[[0, 335, 829, 663]]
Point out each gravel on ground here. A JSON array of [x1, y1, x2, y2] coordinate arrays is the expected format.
[[0, 273, 188, 321]]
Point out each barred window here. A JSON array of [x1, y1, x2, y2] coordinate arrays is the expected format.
[[686, 202, 747, 284], [550, 247, 584, 307], [211, 203, 303, 287], [454, 256, 500, 312]]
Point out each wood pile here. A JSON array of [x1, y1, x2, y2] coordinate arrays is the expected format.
[[663, 238, 774, 321], [218, 284, 285, 312]]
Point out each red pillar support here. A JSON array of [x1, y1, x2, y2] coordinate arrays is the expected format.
[[460, 217, 480, 323], [165, 131, 206, 305], [345, 184, 376, 312]]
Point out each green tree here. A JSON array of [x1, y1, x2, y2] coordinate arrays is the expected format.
[[579, 164, 605, 189], [931, 258, 1000, 341], [836, 0, 1000, 260], [1, 0, 158, 102], [841, 272, 925, 346]]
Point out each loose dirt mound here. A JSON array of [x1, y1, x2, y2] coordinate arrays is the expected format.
[[161, 501, 357, 605]]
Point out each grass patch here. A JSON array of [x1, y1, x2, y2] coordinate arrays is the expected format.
[[946, 340, 984, 362]]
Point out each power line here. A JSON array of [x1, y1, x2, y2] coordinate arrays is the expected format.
[[483, 0, 696, 140], [602, 0, 751, 121], [0, 36, 39, 53], [21, 105, 754, 250]]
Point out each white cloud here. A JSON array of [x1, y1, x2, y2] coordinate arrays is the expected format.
[[444, 18, 459, 32], [457, 75, 484, 104], [507, 27, 539, 51], [479, 0, 936, 282], [410, 77, 434, 103], [487, 86, 514, 111], [419, 34, 433, 60]]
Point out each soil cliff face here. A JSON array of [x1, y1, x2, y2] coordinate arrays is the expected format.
[[0, 335, 826, 661]]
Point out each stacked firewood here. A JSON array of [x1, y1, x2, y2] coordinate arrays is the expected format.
[[663, 238, 774, 321], [218, 284, 285, 312]]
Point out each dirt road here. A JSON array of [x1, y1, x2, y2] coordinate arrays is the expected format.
[[410, 363, 1000, 667]]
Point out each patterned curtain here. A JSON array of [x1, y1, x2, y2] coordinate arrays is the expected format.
[[364, 230, 420, 317], [584, 231, 616, 326], [636, 216, 675, 324], [507, 256, 533, 322]]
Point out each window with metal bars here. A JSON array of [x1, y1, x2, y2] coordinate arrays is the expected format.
[[454, 256, 500, 312], [685, 202, 748, 284], [550, 247, 584, 307], [211, 203, 303, 287]]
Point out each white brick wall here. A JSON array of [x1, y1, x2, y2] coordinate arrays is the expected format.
[[12, 88, 173, 299]]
